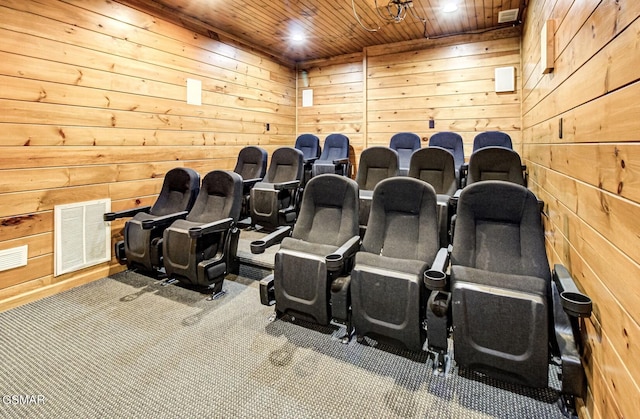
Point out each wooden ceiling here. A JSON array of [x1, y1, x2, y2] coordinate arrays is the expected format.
[[120, 0, 526, 63]]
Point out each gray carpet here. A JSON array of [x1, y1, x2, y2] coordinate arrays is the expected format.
[[0, 267, 565, 418]]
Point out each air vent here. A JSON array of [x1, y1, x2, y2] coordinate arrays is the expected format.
[[0, 245, 28, 272], [54, 199, 111, 276], [498, 8, 519, 23]]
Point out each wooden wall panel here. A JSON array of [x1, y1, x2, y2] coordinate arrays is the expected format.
[[522, 1, 640, 418], [365, 33, 522, 155], [297, 53, 365, 173], [297, 29, 522, 171], [0, 0, 295, 310]]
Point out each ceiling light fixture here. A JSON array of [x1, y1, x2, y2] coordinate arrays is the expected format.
[[442, 3, 458, 13], [351, 0, 429, 37], [291, 33, 306, 44]]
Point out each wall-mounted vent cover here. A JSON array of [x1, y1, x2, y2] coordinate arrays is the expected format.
[[0, 245, 28, 272], [498, 8, 519, 23], [54, 199, 111, 276]]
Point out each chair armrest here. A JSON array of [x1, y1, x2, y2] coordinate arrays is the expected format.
[[326, 235, 360, 272], [332, 157, 350, 165], [103, 206, 152, 221], [359, 189, 374, 201], [242, 177, 263, 188], [188, 218, 233, 238], [303, 157, 319, 164], [553, 264, 592, 318], [460, 163, 469, 188], [424, 246, 450, 290], [141, 211, 188, 230], [253, 181, 275, 191], [250, 225, 291, 254], [448, 189, 462, 214], [273, 180, 300, 191]]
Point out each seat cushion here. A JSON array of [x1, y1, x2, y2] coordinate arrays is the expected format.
[[355, 252, 428, 277], [451, 265, 547, 297], [280, 237, 338, 258]]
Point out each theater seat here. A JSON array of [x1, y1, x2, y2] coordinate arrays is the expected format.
[[312, 133, 351, 178], [425, 181, 592, 416], [390, 132, 421, 176], [162, 170, 243, 296], [408, 147, 457, 247], [260, 174, 360, 330], [295, 133, 321, 188], [351, 177, 441, 352], [428, 132, 465, 186], [233, 146, 267, 221], [104, 167, 200, 275], [250, 147, 303, 230], [355, 146, 399, 230]]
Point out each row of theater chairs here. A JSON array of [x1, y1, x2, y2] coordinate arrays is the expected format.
[[355, 147, 517, 247], [387, 130, 516, 183], [246, 130, 522, 241], [104, 168, 245, 297], [392, 130, 524, 185], [256, 173, 592, 417]]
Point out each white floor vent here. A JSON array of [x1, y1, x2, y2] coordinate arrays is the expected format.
[[0, 245, 28, 272], [54, 199, 111, 276]]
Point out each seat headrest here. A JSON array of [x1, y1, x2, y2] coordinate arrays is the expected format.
[[295, 134, 321, 158], [459, 180, 536, 224], [324, 133, 349, 150], [234, 146, 267, 178], [473, 131, 513, 151], [187, 170, 243, 223], [467, 146, 525, 186], [390, 132, 421, 151], [374, 176, 437, 214]]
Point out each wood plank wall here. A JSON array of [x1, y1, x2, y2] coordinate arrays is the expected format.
[[297, 27, 522, 167], [296, 53, 365, 174], [522, 1, 640, 418], [0, 0, 295, 310]]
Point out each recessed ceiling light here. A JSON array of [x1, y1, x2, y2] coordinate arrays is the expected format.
[[291, 33, 306, 44], [442, 3, 458, 13]]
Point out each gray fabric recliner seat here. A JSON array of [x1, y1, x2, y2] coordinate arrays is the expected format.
[[425, 180, 592, 416], [408, 147, 457, 247], [233, 146, 267, 220], [312, 133, 351, 177], [350, 177, 441, 352], [389, 132, 421, 176], [295, 133, 321, 188], [428, 131, 465, 186], [262, 174, 360, 330], [162, 170, 243, 295], [355, 146, 399, 229], [250, 147, 304, 230], [105, 167, 200, 275]]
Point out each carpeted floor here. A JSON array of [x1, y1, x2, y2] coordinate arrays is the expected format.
[[0, 266, 565, 418]]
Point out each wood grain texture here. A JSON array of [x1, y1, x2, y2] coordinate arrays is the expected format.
[[522, 1, 640, 417], [0, 0, 295, 302]]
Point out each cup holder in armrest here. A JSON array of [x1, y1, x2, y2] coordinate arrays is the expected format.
[[424, 270, 447, 290], [250, 240, 267, 254], [325, 253, 343, 271], [560, 291, 592, 318]]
